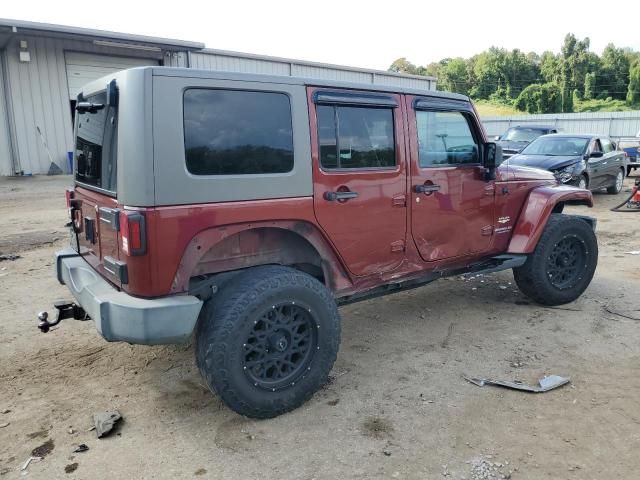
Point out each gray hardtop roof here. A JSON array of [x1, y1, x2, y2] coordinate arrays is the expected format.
[[149, 66, 469, 101]]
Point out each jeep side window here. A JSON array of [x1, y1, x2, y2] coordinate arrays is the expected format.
[[416, 111, 479, 167], [317, 105, 395, 169], [183, 89, 294, 175]]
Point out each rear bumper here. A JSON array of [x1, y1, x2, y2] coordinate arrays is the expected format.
[[55, 248, 202, 345]]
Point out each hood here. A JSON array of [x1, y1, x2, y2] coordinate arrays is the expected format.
[[507, 154, 582, 171], [496, 140, 529, 152]]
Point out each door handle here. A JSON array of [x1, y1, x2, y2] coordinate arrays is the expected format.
[[414, 184, 441, 194], [324, 190, 359, 202]]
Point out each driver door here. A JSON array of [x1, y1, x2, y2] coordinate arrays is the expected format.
[[407, 96, 495, 262]]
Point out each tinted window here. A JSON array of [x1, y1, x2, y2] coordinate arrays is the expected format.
[[521, 137, 590, 156], [75, 92, 118, 192], [184, 89, 294, 175], [317, 105, 395, 169], [416, 111, 478, 167], [600, 138, 613, 153], [501, 127, 546, 142]]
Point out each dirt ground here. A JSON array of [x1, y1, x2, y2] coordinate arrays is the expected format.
[[0, 175, 639, 480]]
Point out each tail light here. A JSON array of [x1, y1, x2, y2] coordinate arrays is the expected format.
[[65, 188, 74, 208], [120, 211, 146, 256]]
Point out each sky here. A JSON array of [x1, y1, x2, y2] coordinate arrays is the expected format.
[[2, 0, 639, 71]]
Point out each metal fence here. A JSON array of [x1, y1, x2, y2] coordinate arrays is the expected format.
[[481, 111, 640, 140]]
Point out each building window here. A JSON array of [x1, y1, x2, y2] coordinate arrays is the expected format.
[[416, 111, 479, 167], [317, 105, 395, 169], [183, 89, 294, 175]]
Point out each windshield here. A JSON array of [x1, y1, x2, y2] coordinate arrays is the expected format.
[[75, 92, 118, 193], [501, 127, 547, 142], [520, 137, 589, 156]]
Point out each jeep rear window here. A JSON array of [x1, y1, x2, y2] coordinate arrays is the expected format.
[[75, 92, 118, 193], [183, 89, 294, 175], [317, 105, 395, 170]]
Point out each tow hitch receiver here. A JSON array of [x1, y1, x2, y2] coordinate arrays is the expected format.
[[37, 301, 89, 333]]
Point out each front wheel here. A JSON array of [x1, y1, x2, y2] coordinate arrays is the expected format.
[[513, 214, 598, 306], [577, 174, 588, 190], [195, 265, 341, 418], [606, 168, 624, 194]]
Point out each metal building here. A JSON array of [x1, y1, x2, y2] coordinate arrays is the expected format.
[[0, 19, 436, 176]]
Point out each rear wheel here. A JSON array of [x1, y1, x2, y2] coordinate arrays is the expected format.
[[513, 214, 598, 306], [607, 168, 624, 194], [195, 265, 341, 418]]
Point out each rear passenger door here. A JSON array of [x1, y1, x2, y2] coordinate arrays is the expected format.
[[600, 137, 624, 184], [308, 89, 407, 277]]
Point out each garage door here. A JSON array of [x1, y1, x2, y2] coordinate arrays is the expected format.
[[65, 52, 158, 99]]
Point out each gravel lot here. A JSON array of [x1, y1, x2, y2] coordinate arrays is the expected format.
[[1, 175, 639, 480]]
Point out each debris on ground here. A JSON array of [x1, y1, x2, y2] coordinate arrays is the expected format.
[[73, 444, 89, 453], [65, 463, 79, 474], [624, 250, 640, 255], [0, 422, 8, 428], [0, 254, 20, 262], [21, 456, 42, 472], [1, 409, 10, 414], [31, 439, 55, 458], [468, 456, 513, 480], [463, 374, 570, 393], [93, 411, 122, 438]]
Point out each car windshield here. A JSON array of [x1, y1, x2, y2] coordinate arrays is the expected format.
[[501, 128, 547, 142], [520, 137, 590, 156]]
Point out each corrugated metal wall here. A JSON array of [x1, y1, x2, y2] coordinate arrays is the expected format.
[[482, 111, 640, 139], [190, 51, 436, 91], [0, 52, 14, 175], [0, 35, 163, 175]]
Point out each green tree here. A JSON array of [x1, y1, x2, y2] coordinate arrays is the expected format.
[[540, 51, 561, 84], [627, 63, 640, 105], [599, 44, 630, 100], [514, 83, 562, 113], [388, 57, 419, 75], [438, 57, 472, 95], [584, 72, 597, 100]]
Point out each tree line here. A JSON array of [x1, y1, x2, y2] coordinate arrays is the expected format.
[[389, 34, 640, 113]]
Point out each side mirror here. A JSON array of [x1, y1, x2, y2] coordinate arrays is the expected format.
[[483, 142, 502, 181], [589, 151, 604, 159]]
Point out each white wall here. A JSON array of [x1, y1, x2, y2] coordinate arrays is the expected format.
[[190, 50, 436, 91], [0, 52, 14, 175], [1, 35, 163, 175], [482, 111, 640, 139]]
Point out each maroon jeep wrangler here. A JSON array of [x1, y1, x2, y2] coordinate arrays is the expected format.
[[44, 67, 597, 418]]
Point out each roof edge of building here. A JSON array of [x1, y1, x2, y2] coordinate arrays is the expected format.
[[0, 18, 205, 50], [198, 47, 437, 82]]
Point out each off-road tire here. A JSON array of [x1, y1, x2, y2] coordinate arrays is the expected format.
[[195, 265, 341, 418], [606, 168, 625, 194], [513, 214, 598, 306]]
